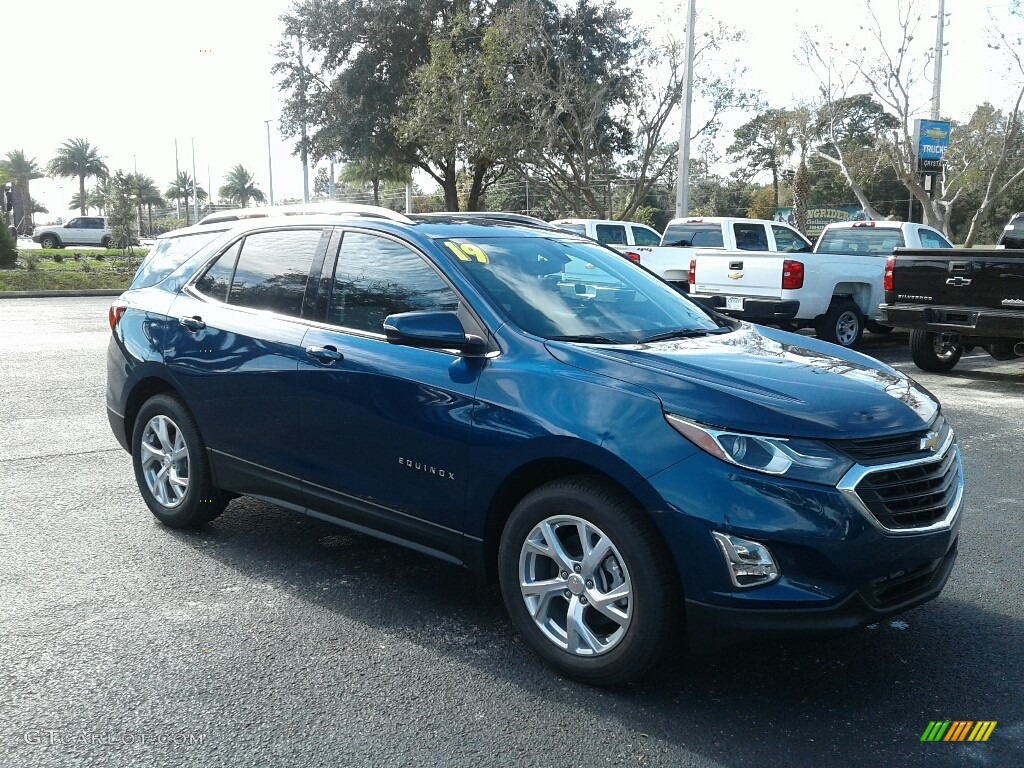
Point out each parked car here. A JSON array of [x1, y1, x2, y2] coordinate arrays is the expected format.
[[107, 205, 962, 685], [32, 216, 114, 249], [996, 211, 1024, 249], [548, 218, 664, 253], [626, 216, 812, 289], [881, 245, 1024, 371], [687, 220, 953, 349]]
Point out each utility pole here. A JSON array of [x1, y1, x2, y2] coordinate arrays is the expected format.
[[264, 120, 275, 206], [675, 0, 697, 218], [174, 139, 181, 220], [931, 0, 947, 120], [328, 155, 336, 201], [191, 137, 199, 223]]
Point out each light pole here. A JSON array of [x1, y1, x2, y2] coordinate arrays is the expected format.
[[675, 0, 697, 218], [265, 119, 275, 206], [191, 137, 199, 223]]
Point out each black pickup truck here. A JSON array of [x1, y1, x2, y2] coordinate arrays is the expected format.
[[880, 248, 1024, 372]]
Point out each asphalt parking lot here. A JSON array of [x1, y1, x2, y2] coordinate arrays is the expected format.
[[1, 296, 1021, 768]]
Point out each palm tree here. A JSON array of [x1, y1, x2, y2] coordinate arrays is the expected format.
[[219, 164, 267, 208], [164, 171, 207, 226], [0, 150, 45, 234], [340, 157, 411, 206], [88, 179, 112, 216], [47, 138, 109, 216], [127, 173, 162, 236]]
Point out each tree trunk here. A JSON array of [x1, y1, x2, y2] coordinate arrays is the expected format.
[[372, 179, 380, 205], [771, 168, 780, 210], [79, 175, 87, 215], [466, 162, 488, 212], [792, 160, 810, 235]]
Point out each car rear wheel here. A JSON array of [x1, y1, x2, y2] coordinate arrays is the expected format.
[[132, 394, 227, 528], [498, 476, 679, 686], [101, 236, 113, 249], [815, 299, 864, 349], [39, 234, 60, 249], [910, 330, 963, 372]]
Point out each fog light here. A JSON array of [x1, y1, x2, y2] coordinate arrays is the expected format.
[[712, 532, 779, 588]]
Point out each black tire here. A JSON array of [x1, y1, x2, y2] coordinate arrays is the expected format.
[[498, 476, 680, 686], [866, 320, 894, 335], [39, 234, 60, 249], [909, 329, 963, 373], [101, 236, 113, 249], [131, 394, 227, 528], [814, 299, 864, 349], [986, 341, 1021, 361]]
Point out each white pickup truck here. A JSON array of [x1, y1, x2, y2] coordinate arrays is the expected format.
[[687, 220, 954, 348], [628, 216, 812, 288]]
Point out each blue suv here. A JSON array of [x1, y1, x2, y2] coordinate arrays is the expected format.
[[106, 206, 962, 685]]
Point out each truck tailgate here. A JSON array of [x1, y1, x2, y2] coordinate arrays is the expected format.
[[892, 249, 1024, 309], [692, 251, 782, 298]]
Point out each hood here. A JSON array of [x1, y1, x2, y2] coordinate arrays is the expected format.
[[545, 325, 938, 440]]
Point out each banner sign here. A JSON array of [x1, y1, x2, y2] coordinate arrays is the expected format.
[[913, 119, 951, 174], [773, 206, 866, 237]]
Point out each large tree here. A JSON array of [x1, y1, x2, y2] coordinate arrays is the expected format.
[[0, 151, 45, 235], [219, 165, 267, 208], [728, 109, 794, 208], [48, 138, 109, 216], [127, 173, 163, 236], [340, 158, 411, 206]]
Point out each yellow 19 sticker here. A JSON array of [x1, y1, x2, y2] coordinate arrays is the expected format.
[[444, 241, 490, 263]]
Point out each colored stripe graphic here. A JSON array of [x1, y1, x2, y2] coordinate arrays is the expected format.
[[921, 721, 950, 742], [922, 721, 997, 742]]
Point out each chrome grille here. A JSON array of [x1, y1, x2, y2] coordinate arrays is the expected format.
[[854, 447, 959, 530], [833, 415, 948, 462]]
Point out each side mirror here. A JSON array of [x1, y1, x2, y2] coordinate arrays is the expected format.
[[383, 310, 487, 356]]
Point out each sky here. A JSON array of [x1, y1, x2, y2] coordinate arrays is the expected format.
[[2, 0, 1021, 222]]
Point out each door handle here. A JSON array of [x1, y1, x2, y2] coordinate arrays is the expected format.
[[306, 345, 344, 364], [179, 315, 206, 332]]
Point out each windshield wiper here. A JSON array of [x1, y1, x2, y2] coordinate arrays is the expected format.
[[546, 334, 620, 344], [638, 327, 731, 344]]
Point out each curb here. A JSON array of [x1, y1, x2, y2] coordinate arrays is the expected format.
[[0, 289, 125, 299]]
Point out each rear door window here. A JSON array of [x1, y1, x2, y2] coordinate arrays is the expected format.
[[194, 241, 242, 302], [733, 223, 770, 251], [595, 224, 628, 246], [227, 229, 323, 317], [771, 225, 811, 253]]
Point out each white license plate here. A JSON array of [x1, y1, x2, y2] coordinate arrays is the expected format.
[[725, 296, 744, 311]]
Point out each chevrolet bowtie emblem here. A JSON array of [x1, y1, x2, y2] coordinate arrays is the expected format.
[[919, 431, 940, 452], [945, 276, 972, 286], [727, 271, 743, 280]]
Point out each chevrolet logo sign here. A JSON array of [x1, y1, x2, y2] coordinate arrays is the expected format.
[[919, 431, 940, 452], [945, 276, 972, 287], [727, 271, 743, 280]]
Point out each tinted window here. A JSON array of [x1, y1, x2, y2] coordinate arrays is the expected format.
[[919, 228, 952, 249], [631, 226, 661, 246], [772, 225, 810, 253], [816, 228, 905, 256], [328, 232, 458, 333], [595, 224, 627, 245], [661, 223, 724, 248], [132, 230, 225, 289], [227, 229, 321, 317], [194, 241, 241, 302], [733, 223, 769, 251], [67, 218, 83, 228]]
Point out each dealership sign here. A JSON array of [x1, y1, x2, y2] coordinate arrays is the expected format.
[[913, 119, 951, 174]]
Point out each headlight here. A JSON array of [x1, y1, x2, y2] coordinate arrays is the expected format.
[[666, 414, 855, 485]]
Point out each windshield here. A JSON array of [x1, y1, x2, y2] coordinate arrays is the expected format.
[[441, 236, 725, 343]]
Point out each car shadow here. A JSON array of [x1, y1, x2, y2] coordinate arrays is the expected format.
[[168, 497, 1024, 768]]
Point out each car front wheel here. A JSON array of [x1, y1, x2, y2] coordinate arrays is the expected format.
[[131, 394, 227, 527], [498, 477, 679, 685], [39, 234, 60, 249]]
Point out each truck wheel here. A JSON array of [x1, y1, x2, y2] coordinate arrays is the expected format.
[[866, 321, 894, 335], [498, 476, 680, 686], [909, 330, 963, 372], [815, 300, 864, 349], [39, 234, 60, 249]]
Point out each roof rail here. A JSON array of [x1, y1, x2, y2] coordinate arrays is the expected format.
[[198, 202, 414, 226]]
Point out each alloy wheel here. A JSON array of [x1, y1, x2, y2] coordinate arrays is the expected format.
[[139, 414, 190, 508]]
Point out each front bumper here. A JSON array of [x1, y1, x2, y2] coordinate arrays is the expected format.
[[686, 536, 958, 651], [690, 294, 800, 322]]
